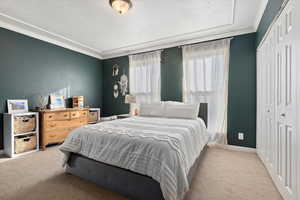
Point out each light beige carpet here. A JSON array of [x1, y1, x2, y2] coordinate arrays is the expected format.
[[0, 146, 282, 200]]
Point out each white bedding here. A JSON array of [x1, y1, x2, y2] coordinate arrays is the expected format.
[[60, 116, 209, 200]]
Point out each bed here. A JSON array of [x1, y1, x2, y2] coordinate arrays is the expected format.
[[60, 103, 209, 200]]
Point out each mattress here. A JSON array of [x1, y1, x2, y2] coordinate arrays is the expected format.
[[60, 116, 209, 200]]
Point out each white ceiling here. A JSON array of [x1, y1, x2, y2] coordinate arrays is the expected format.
[[0, 0, 268, 59]]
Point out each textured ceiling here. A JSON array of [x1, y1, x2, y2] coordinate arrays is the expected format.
[[0, 0, 267, 58]]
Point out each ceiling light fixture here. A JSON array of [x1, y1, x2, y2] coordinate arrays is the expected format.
[[109, 0, 132, 15]]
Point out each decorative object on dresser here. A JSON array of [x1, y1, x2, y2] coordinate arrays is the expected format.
[[38, 108, 89, 150], [72, 96, 84, 108], [88, 108, 101, 124], [7, 99, 29, 114], [4, 112, 39, 158], [49, 94, 65, 109]]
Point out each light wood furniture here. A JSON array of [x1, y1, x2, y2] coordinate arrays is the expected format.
[[38, 108, 89, 150], [4, 112, 39, 158]]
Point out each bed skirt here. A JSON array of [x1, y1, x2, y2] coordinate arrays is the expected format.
[[66, 145, 207, 200]]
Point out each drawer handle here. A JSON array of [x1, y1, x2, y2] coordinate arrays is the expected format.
[[49, 116, 53, 118], [72, 114, 76, 116], [50, 124, 56, 127], [64, 114, 68, 117], [22, 119, 29, 122], [23, 138, 31, 142]]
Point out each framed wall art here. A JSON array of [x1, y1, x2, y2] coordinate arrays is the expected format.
[[7, 99, 29, 114]]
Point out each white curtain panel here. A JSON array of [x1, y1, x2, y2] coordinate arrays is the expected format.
[[182, 39, 231, 144], [129, 50, 161, 104]]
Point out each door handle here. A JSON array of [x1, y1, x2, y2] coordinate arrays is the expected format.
[[281, 113, 286, 117]]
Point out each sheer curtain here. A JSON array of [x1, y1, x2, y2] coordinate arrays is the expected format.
[[129, 51, 161, 104], [182, 39, 231, 144]]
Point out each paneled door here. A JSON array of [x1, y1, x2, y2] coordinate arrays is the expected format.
[[274, 1, 297, 199], [257, 0, 299, 199]]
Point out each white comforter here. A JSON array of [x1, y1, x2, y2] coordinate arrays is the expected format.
[[60, 116, 209, 200]]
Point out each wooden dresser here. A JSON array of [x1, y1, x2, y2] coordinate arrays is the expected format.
[[38, 108, 89, 150]]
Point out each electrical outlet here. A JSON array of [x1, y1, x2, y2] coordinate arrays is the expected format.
[[238, 132, 244, 140]]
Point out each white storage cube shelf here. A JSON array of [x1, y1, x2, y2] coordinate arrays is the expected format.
[[4, 112, 39, 158]]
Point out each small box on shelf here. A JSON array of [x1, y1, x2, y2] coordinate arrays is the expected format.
[[88, 108, 101, 124]]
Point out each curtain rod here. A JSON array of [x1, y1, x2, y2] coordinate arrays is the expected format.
[[177, 37, 233, 48], [129, 49, 164, 57], [129, 36, 233, 57]]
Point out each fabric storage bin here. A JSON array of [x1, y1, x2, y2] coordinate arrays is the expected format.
[[14, 115, 36, 134], [88, 111, 98, 123], [14, 135, 37, 154]]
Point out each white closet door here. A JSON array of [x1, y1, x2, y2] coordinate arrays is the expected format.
[[274, 3, 296, 198], [257, 0, 299, 199]]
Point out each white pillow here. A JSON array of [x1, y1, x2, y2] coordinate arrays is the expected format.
[[139, 103, 165, 117], [164, 103, 200, 119]]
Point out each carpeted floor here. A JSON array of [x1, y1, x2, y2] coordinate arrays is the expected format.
[[0, 146, 282, 200]]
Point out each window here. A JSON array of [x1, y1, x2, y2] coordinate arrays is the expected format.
[[129, 51, 161, 103]]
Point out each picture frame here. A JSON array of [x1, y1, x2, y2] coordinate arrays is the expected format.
[[50, 94, 65, 109], [7, 99, 29, 114]]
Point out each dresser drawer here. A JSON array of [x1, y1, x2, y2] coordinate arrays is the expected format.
[[45, 118, 86, 131], [80, 111, 88, 118], [47, 128, 72, 143], [70, 111, 80, 119], [45, 112, 70, 121]]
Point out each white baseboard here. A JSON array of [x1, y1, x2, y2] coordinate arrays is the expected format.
[[257, 151, 289, 200], [211, 144, 257, 153]]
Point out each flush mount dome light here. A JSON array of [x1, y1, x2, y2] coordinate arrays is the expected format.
[[109, 0, 132, 14]]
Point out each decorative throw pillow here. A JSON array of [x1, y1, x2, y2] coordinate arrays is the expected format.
[[139, 103, 165, 117], [164, 103, 200, 119]]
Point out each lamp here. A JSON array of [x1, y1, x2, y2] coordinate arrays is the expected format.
[[125, 95, 138, 115], [109, 0, 132, 15], [125, 94, 136, 104]]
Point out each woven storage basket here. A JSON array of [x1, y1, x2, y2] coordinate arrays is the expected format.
[[14, 135, 37, 154], [88, 111, 98, 123], [14, 116, 36, 134]]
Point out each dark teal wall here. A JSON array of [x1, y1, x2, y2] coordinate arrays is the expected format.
[[256, 0, 284, 46], [161, 47, 183, 102], [0, 27, 103, 149], [102, 56, 129, 116], [102, 33, 257, 148], [228, 33, 256, 148]]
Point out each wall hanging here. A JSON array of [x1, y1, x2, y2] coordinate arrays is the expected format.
[[112, 64, 119, 76], [113, 83, 119, 98], [119, 74, 128, 96]]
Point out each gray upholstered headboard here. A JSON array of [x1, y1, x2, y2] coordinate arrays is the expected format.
[[199, 103, 208, 127]]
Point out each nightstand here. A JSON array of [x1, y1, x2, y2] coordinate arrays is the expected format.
[[99, 114, 131, 122], [116, 114, 131, 119]]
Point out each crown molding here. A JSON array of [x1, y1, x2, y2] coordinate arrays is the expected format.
[[253, 0, 268, 30], [0, 13, 103, 59], [0, 0, 250, 61], [101, 27, 255, 59]]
